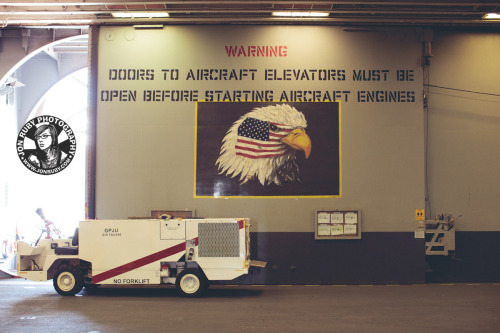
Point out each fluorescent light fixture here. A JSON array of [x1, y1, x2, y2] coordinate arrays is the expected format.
[[133, 25, 164, 29], [112, 12, 169, 19], [483, 13, 500, 19], [272, 11, 329, 17]]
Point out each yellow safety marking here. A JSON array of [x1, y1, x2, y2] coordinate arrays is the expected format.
[[440, 283, 455, 286], [466, 283, 481, 286], [305, 285, 319, 287], [359, 285, 374, 286]]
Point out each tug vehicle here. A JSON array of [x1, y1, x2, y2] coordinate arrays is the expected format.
[[17, 218, 264, 297]]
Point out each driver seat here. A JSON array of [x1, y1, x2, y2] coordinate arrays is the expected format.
[[54, 228, 79, 255]]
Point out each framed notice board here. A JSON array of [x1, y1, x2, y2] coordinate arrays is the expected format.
[[315, 210, 361, 240]]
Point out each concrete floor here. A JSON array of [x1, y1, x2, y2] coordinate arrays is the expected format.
[[0, 279, 499, 333]]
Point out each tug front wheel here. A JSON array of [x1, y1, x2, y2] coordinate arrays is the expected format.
[[175, 269, 208, 297], [53, 265, 84, 296]]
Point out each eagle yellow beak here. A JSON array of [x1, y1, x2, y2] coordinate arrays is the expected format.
[[282, 128, 312, 159]]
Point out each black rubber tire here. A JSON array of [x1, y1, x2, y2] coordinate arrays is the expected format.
[[175, 268, 208, 297], [53, 265, 84, 296]]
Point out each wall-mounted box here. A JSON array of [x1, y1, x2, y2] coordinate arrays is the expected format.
[[315, 210, 361, 240]]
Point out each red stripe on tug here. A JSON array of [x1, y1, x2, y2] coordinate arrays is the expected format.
[[92, 238, 198, 284], [91, 220, 245, 284]]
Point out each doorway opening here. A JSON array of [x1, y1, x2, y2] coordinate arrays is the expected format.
[[0, 34, 88, 274]]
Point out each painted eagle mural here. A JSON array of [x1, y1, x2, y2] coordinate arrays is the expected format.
[[216, 104, 312, 186]]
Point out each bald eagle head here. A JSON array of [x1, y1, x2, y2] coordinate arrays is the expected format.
[[216, 104, 312, 186]]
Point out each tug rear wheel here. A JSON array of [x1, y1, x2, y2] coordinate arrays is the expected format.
[[175, 269, 208, 297], [53, 265, 84, 296]]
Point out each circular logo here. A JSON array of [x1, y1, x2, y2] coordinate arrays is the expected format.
[[16, 115, 77, 175]]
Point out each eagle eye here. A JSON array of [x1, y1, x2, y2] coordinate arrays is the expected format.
[[269, 124, 279, 132]]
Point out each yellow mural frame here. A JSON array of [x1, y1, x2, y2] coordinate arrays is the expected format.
[[193, 100, 342, 199]]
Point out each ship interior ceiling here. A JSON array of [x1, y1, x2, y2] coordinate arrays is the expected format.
[[0, 1, 499, 27], [1, 0, 500, 290]]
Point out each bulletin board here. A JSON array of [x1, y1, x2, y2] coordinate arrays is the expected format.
[[315, 210, 361, 240]]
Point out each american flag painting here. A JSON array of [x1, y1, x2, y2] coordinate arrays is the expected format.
[[236, 117, 292, 159], [195, 101, 340, 197]]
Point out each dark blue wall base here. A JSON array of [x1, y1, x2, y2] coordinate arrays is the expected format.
[[233, 232, 426, 285], [426, 232, 500, 283]]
